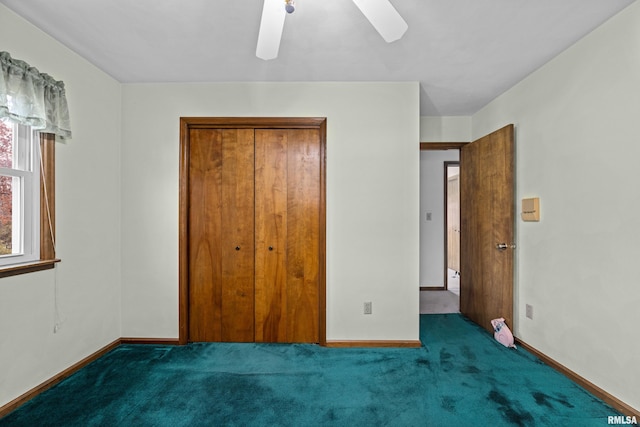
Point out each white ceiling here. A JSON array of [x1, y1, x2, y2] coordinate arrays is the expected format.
[[1, 0, 635, 115]]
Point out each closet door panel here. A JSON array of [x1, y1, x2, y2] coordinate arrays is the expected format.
[[221, 129, 255, 342], [286, 129, 320, 343], [189, 129, 223, 342], [189, 128, 255, 342], [255, 130, 289, 342]]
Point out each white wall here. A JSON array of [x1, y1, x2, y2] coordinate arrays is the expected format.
[[0, 5, 122, 407], [472, 2, 640, 411], [419, 150, 459, 287], [120, 82, 420, 342], [420, 116, 471, 142]]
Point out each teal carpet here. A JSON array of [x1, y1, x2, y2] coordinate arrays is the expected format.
[[1, 314, 618, 426]]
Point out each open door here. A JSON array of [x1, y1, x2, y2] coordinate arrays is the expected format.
[[460, 124, 515, 333]]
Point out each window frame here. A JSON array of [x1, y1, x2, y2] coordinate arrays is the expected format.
[[0, 130, 58, 278]]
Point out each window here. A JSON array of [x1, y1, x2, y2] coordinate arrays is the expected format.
[[0, 119, 56, 276], [0, 119, 40, 265]]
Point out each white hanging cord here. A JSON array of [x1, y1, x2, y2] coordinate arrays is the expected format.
[[52, 263, 62, 333]]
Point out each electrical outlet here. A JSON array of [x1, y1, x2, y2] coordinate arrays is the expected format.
[[364, 301, 372, 315], [526, 304, 533, 320]]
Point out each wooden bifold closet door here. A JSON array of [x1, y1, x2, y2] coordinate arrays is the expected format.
[[254, 129, 320, 343], [182, 119, 325, 344], [189, 128, 256, 342]]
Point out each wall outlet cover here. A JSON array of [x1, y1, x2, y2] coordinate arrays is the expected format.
[[364, 301, 372, 315]]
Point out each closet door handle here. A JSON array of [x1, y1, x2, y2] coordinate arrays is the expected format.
[[268, 246, 273, 251], [235, 246, 241, 251]]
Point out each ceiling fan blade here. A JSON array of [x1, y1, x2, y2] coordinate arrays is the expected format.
[[256, 0, 286, 60], [351, 0, 408, 43]]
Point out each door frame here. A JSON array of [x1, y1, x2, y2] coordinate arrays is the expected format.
[[420, 142, 468, 292], [179, 117, 327, 345]]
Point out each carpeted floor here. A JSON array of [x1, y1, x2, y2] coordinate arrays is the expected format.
[[1, 314, 619, 426]]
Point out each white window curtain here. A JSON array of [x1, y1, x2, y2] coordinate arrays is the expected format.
[[0, 51, 72, 141]]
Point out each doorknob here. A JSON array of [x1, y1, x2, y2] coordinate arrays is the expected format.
[[496, 243, 515, 251]]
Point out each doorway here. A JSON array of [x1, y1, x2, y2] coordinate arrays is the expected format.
[[419, 144, 464, 314], [419, 127, 514, 332]]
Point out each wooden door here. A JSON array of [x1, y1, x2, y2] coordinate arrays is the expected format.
[[188, 128, 255, 342], [460, 124, 514, 333], [255, 129, 320, 343]]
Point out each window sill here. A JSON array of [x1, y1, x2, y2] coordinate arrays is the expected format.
[[0, 259, 61, 279]]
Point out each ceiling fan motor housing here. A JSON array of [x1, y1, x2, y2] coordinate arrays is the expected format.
[[285, 0, 295, 14]]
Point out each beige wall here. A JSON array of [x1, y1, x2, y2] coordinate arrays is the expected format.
[[472, 1, 640, 411], [0, 5, 122, 407], [420, 116, 471, 142], [120, 82, 421, 342]]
